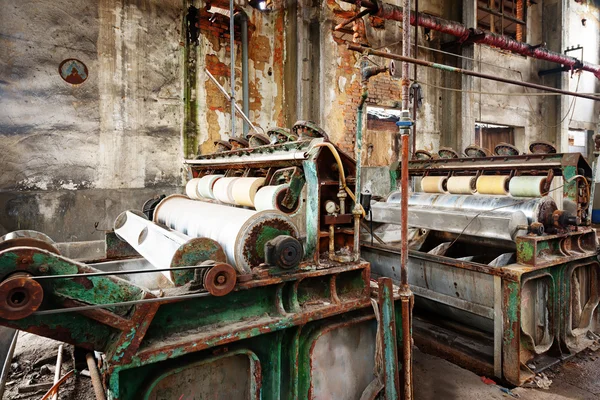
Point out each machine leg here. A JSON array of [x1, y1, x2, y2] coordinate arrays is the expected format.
[[378, 277, 400, 400]]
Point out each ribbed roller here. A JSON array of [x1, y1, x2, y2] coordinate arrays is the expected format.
[[153, 195, 300, 273], [403, 192, 557, 226]]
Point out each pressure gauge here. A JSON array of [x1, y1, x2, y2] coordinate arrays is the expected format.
[[325, 200, 339, 215]]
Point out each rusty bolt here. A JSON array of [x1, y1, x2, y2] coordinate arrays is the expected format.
[[38, 265, 49, 274]]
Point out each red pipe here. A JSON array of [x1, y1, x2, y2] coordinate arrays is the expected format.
[[341, 0, 600, 79]]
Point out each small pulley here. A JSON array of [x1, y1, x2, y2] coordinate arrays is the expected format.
[[264, 235, 303, 270]]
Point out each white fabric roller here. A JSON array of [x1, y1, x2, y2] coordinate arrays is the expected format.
[[185, 178, 202, 200], [232, 177, 266, 207], [447, 176, 477, 194], [509, 176, 547, 197], [421, 176, 448, 193], [213, 177, 240, 204], [197, 174, 223, 200], [254, 184, 290, 211]]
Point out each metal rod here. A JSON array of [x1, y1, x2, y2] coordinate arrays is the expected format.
[[31, 292, 212, 316], [240, 12, 250, 137], [86, 353, 106, 400], [205, 68, 265, 133], [334, 8, 371, 31], [0, 329, 17, 399], [229, 0, 236, 137], [412, 0, 418, 157], [340, 0, 600, 79], [347, 44, 600, 102], [51, 344, 63, 400]]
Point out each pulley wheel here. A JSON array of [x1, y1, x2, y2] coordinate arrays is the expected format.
[[292, 121, 329, 141], [203, 263, 237, 296], [413, 150, 433, 160], [494, 142, 520, 156], [529, 140, 557, 154], [0, 230, 59, 255], [214, 140, 232, 153], [229, 137, 249, 149], [464, 144, 491, 158], [438, 147, 459, 159], [268, 127, 297, 143], [0, 273, 44, 320], [248, 133, 272, 148]]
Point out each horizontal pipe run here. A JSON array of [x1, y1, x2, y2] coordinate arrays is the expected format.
[[340, 0, 600, 79], [347, 44, 600, 102]]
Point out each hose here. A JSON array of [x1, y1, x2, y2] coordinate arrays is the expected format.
[[309, 142, 366, 217]]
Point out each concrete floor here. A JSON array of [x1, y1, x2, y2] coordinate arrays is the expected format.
[[413, 346, 600, 400], [4, 333, 600, 399]]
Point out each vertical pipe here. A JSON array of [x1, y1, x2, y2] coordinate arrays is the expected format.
[[229, 0, 236, 137], [412, 0, 418, 157], [354, 71, 368, 261], [378, 277, 400, 400], [51, 344, 63, 400], [400, 0, 413, 399], [241, 13, 249, 137]]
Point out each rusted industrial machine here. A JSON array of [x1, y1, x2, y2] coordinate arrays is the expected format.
[[0, 122, 412, 399], [362, 142, 599, 385]]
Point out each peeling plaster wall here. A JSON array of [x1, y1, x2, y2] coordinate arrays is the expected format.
[[0, 0, 184, 240], [194, 3, 286, 155]]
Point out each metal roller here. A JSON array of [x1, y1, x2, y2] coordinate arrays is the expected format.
[[153, 195, 300, 273], [368, 203, 528, 242], [387, 192, 558, 226]]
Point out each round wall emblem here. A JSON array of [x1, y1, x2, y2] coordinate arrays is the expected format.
[[59, 59, 88, 84]]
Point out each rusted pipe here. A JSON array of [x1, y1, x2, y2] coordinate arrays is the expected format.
[[341, 0, 600, 79], [86, 353, 106, 400], [347, 44, 600, 102], [400, 1, 413, 396], [334, 8, 371, 31], [401, 294, 413, 400], [412, 0, 418, 157]]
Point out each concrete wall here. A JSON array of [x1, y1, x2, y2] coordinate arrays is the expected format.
[[0, 0, 286, 241], [0, 0, 185, 240]]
